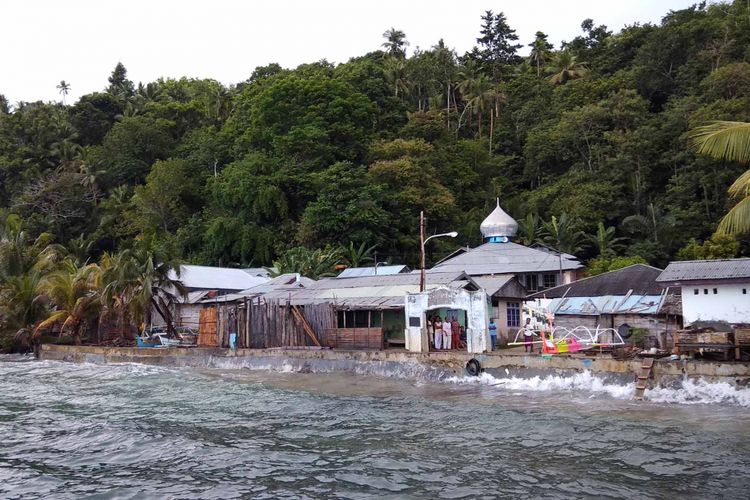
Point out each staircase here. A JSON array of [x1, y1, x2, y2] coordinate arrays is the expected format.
[[634, 357, 654, 401]]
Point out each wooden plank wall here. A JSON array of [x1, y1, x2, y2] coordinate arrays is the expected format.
[[198, 299, 336, 349], [323, 328, 384, 349]]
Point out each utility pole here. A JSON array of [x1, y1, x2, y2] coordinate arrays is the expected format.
[[419, 211, 426, 292]]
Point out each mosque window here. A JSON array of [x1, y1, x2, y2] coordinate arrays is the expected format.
[[507, 302, 520, 328]]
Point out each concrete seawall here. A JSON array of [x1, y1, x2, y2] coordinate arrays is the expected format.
[[39, 344, 750, 387]]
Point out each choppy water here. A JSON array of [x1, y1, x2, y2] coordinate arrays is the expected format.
[[1, 356, 750, 499]]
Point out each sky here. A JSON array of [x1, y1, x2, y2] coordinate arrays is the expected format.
[[2, 0, 700, 104]]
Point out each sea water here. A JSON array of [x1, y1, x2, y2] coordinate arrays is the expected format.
[[1, 355, 749, 499]]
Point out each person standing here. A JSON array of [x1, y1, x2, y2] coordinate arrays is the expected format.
[[523, 317, 534, 353], [427, 315, 435, 348], [488, 319, 497, 351], [442, 316, 452, 350], [450, 316, 460, 349], [434, 316, 443, 350]]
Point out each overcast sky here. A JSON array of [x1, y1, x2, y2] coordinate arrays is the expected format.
[[2, 0, 699, 104]]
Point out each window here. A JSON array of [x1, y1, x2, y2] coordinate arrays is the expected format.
[[337, 311, 370, 328], [704, 289, 709, 295], [713, 288, 718, 295], [507, 302, 520, 328], [525, 274, 538, 292], [694, 289, 699, 295], [543, 274, 557, 290], [744, 289, 747, 295]]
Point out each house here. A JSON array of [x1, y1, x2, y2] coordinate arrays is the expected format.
[[431, 200, 583, 292], [527, 264, 682, 348], [656, 258, 750, 326], [172, 264, 269, 293], [336, 265, 410, 278], [258, 271, 484, 349], [152, 265, 270, 331], [203, 270, 523, 351], [472, 275, 528, 344]]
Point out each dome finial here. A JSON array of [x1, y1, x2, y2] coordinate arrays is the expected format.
[[480, 200, 518, 242]]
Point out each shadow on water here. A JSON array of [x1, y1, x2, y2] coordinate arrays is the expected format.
[[1, 356, 749, 499]]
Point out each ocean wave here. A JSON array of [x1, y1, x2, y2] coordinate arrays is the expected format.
[[446, 370, 750, 407], [645, 378, 750, 406], [446, 371, 635, 400]]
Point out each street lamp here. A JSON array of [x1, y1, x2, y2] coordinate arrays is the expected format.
[[419, 210, 458, 291], [374, 261, 389, 275]]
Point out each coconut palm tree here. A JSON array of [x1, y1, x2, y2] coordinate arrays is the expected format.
[[459, 74, 494, 138], [34, 260, 102, 344], [690, 121, 750, 235], [383, 56, 410, 99], [125, 243, 187, 337], [3, 271, 49, 347], [547, 50, 589, 85], [56, 80, 71, 104], [382, 28, 409, 58], [528, 32, 553, 78]]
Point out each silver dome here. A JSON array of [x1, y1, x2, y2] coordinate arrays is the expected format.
[[480, 199, 518, 239]]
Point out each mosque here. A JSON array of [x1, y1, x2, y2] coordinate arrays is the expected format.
[[432, 200, 583, 292]]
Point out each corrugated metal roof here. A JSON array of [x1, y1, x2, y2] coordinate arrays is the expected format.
[[255, 271, 476, 309], [337, 265, 409, 278], [312, 271, 470, 289], [656, 258, 750, 282], [433, 242, 582, 275], [172, 265, 269, 291], [242, 267, 272, 278], [550, 294, 666, 316], [528, 264, 664, 299], [471, 275, 515, 295]]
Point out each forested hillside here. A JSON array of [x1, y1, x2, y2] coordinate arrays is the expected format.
[[2, 1, 749, 275]]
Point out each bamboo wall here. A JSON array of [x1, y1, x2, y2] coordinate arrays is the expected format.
[[198, 298, 336, 348]]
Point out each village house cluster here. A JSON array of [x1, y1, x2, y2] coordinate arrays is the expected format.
[[151, 202, 750, 358]]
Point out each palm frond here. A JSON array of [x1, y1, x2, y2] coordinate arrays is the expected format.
[[689, 121, 750, 164], [717, 197, 750, 236], [728, 168, 750, 198]]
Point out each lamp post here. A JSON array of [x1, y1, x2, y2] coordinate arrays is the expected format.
[[419, 210, 458, 291]]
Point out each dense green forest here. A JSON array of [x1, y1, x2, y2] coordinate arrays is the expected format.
[[2, 2, 750, 304]]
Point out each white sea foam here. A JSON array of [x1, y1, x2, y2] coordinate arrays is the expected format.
[[645, 378, 750, 406], [446, 371, 634, 400], [446, 371, 750, 407]]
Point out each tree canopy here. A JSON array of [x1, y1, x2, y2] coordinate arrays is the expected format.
[[0, 1, 748, 283]]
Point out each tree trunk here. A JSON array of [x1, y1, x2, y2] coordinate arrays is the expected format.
[[151, 297, 176, 337]]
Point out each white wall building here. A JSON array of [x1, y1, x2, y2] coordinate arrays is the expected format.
[[656, 258, 750, 325]]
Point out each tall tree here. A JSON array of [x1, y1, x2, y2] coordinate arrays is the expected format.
[[56, 80, 71, 104], [107, 62, 135, 99], [528, 32, 553, 77], [475, 10, 522, 75], [382, 28, 409, 58]]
